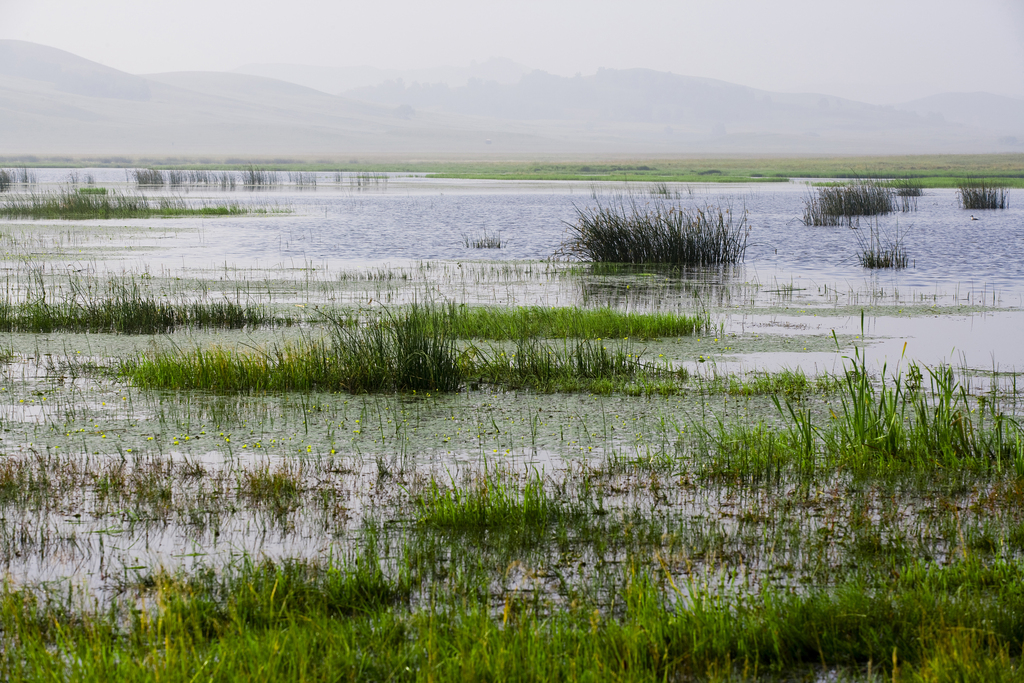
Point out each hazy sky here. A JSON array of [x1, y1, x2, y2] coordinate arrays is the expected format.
[[2, 0, 1022, 103]]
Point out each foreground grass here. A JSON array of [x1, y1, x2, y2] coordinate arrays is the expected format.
[[0, 189, 276, 220], [2, 553, 1023, 681]]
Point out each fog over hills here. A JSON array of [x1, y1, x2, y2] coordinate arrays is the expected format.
[[0, 39, 1021, 158]]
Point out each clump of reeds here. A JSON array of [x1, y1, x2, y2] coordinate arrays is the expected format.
[[350, 172, 388, 189], [218, 171, 237, 190], [129, 168, 165, 186], [957, 179, 1008, 209], [890, 177, 923, 197], [462, 231, 503, 249], [288, 172, 317, 188], [562, 199, 749, 265], [802, 181, 895, 226], [77, 187, 108, 195], [0, 169, 10, 193], [857, 222, 909, 269], [241, 165, 280, 189], [0, 189, 253, 220]]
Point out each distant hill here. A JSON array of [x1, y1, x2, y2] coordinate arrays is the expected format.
[[233, 58, 533, 96], [896, 92, 1024, 144], [0, 40, 1017, 156]]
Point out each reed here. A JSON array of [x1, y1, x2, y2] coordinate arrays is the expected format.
[[77, 187, 107, 195], [802, 181, 895, 226], [288, 171, 317, 188], [128, 168, 164, 186], [462, 230, 503, 248], [890, 177, 923, 197], [957, 178, 1009, 209], [0, 169, 10, 193], [563, 199, 749, 265], [857, 222, 909, 269], [241, 165, 280, 188]]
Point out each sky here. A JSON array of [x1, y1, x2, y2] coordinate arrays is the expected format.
[[2, 0, 1023, 104]]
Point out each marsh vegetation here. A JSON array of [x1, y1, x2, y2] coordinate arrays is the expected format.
[[0, 175, 1020, 680]]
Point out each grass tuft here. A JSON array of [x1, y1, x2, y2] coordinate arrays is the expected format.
[[563, 199, 749, 265], [957, 178, 1009, 209]]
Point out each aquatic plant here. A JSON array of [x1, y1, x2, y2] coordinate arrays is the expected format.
[[241, 165, 280, 188], [0, 170, 10, 193], [957, 178, 1008, 209], [462, 231, 503, 249], [802, 181, 895, 226], [128, 168, 164, 186], [0, 189, 261, 220], [857, 222, 909, 269], [562, 199, 749, 265], [288, 171, 317, 188]]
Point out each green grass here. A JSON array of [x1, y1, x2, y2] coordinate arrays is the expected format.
[[0, 189, 272, 220], [76, 187, 108, 195], [444, 304, 710, 340], [0, 290, 275, 334], [2, 552, 1023, 681], [10, 153, 1023, 182]]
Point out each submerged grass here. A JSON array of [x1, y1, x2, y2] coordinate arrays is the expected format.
[[563, 199, 749, 265], [0, 189, 265, 220]]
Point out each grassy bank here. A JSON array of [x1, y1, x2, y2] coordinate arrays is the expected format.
[[4, 154, 1024, 184]]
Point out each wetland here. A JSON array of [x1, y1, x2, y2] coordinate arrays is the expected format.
[[0, 168, 1021, 680]]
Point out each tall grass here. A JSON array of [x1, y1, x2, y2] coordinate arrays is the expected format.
[[288, 171, 317, 188], [128, 168, 164, 186], [2, 553, 1023, 680], [462, 230, 503, 248], [857, 222, 909, 269], [802, 181, 896, 226], [125, 304, 674, 394], [241, 165, 280, 189], [957, 178, 1009, 209], [0, 283, 274, 334], [127, 304, 463, 393], [0, 169, 11, 193], [0, 189, 256, 220], [563, 199, 749, 265]]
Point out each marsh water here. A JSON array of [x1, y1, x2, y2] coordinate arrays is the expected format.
[[0, 171, 1021, 598]]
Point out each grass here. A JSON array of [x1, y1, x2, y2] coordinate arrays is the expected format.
[[562, 199, 749, 265], [802, 181, 896, 226], [0, 286, 275, 334], [0, 189, 270, 219], [241, 165, 279, 188], [462, 230, 503, 248], [0, 170, 10, 193], [857, 222, 909, 269], [76, 187, 108, 195], [957, 178, 1009, 209], [2, 549, 1024, 680], [443, 304, 710, 340], [123, 304, 707, 394]]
